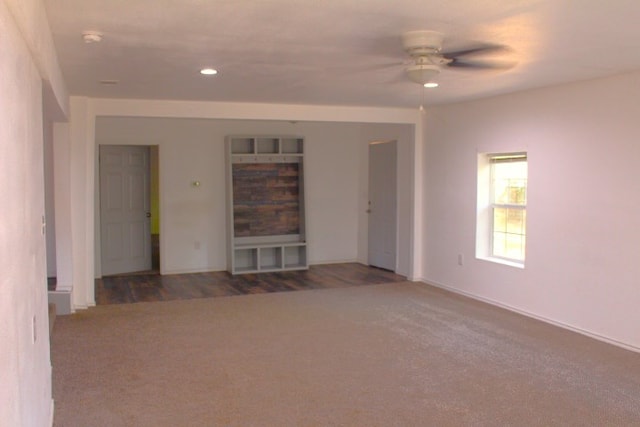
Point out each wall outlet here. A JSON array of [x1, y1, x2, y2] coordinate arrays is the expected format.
[[457, 254, 464, 266], [194, 241, 201, 250]]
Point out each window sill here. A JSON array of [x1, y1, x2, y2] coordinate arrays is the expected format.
[[477, 256, 524, 269]]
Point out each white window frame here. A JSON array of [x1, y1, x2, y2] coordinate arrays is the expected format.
[[476, 152, 527, 268]]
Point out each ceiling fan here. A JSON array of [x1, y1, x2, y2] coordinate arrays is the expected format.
[[401, 30, 514, 85]]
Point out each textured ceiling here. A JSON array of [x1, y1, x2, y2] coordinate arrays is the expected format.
[[44, 0, 640, 108]]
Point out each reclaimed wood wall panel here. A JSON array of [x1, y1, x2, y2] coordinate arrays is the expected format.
[[232, 163, 300, 237]]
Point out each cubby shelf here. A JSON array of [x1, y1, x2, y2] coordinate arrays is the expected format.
[[226, 135, 308, 275], [231, 243, 307, 273], [230, 136, 304, 156]]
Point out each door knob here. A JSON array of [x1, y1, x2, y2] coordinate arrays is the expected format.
[[146, 212, 151, 218]]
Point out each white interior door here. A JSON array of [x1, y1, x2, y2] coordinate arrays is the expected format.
[[100, 145, 151, 275], [368, 141, 397, 271]]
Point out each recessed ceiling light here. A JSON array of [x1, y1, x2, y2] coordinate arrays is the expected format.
[[424, 82, 439, 88], [200, 68, 218, 75], [82, 31, 103, 43]]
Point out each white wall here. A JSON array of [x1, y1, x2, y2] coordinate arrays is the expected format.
[[422, 71, 640, 350], [5, 0, 68, 117], [44, 112, 57, 277], [43, 83, 67, 280], [95, 118, 415, 276], [0, 0, 63, 424], [69, 97, 95, 308], [52, 123, 73, 293]]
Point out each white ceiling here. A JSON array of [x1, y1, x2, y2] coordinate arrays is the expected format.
[[44, 0, 640, 108]]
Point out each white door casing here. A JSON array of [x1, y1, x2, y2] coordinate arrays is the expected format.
[[99, 145, 151, 275], [368, 141, 397, 271]]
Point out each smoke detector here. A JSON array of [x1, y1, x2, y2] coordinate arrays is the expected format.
[[82, 31, 103, 44]]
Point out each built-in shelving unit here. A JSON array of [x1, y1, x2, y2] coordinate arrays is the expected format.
[[226, 136, 307, 274]]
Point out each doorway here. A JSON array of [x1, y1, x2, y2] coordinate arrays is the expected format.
[[368, 140, 397, 271], [99, 145, 153, 275]]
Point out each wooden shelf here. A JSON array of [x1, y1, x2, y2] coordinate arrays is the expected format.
[[229, 243, 307, 274], [284, 245, 307, 269], [226, 135, 308, 275], [256, 137, 279, 154], [230, 138, 254, 154], [233, 248, 258, 271], [229, 136, 304, 155]]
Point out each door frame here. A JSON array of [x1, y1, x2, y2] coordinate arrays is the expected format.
[[367, 139, 398, 271], [96, 144, 156, 277]]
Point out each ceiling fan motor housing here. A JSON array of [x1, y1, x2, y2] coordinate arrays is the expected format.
[[402, 30, 444, 56]]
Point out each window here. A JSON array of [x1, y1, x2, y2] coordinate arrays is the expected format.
[[490, 153, 527, 261], [476, 152, 528, 266]]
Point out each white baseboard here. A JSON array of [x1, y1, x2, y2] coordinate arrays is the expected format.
[[419, 277, 640, 354], [310, 259, 359, 265]]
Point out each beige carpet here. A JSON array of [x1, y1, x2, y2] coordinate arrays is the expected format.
[[51, 282, 640, 426]]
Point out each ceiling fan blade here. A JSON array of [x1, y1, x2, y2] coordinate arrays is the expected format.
[[446, 58, 516, 70], [442, 44, 510, 59], [381, 68, 410, 84], [369, 60, 407, 70]]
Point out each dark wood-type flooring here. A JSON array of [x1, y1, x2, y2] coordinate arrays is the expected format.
[[95, 263, 406, 305]]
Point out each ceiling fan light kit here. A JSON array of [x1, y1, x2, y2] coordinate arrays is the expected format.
[[405, 64, 440, 85]]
